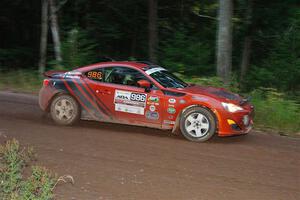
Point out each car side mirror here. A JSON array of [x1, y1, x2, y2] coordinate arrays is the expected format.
[[137, 80, 151, 92]]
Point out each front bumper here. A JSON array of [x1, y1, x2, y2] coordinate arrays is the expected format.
[[216, 107, 254, 137]]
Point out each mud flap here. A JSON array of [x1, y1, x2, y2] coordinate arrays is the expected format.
[[172, 112, 181, 134]]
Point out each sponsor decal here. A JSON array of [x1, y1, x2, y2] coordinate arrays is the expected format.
[[114, 90, 146, 107], [167, 107, 176, 114], [114, 90, 147, 114], [147, 102, 159, 106], [179, 99, 186, 104], [168, 115, 174, 120], [163, 120, 175, 125], [148, 96, 159, 103], [168, 98, 176, 104], [149, 105, 156, 112], [115, 104, 144, 115], [145, 67, 166, 75], [64, 71, 82, 79], [115, 90, 130, 101], [146, 111, 159, 120]]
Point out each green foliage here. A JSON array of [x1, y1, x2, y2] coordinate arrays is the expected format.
[[244, 8, 300, 92], [0, 0, 299, 97], [0, 139, 24, 198], [251, 88, 300, 134], [182, 75, 240, 93], [20, 167, 55, 200], [0, 139, 35, 199], [54, 28, 98, 70], [160, 27, 213, 75], [191, 1, 218, 16], [0, 139, 56, 200], [0, 70, 42, 93]]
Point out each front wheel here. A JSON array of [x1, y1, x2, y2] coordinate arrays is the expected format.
[[50, 94, 80, 125], [180, 107, 216, 142]]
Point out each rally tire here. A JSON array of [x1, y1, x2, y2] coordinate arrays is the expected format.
[[50, 94, 80, 125], [180, 107, 216, 142]]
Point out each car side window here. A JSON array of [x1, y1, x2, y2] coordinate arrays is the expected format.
[[85, 68, 104, 82], [103, 67, 156, 89]]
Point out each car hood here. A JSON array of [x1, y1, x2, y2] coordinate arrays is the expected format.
[[178, 84, 243, 103]]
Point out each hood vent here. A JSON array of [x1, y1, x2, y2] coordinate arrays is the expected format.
[[211, 90, 239, 100], [162, 90, 186, 97]]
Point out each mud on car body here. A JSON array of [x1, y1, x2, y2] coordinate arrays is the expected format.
[[39, 61, 254, 142]]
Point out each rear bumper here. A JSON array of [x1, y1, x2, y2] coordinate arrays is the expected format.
[[39, 85, 59, 112]]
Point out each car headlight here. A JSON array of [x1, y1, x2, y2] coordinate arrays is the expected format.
[[221, 102, 243, 112]]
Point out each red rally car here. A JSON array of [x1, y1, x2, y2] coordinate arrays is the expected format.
[[39, 61, 254, 142]]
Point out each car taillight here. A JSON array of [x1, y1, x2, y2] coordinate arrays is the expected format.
[[43, 79, 50, 86]]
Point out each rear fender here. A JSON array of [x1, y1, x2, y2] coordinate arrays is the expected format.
[[44, 79, 74, 111], [45, 89, 69, 112]]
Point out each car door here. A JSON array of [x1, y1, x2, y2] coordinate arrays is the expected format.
[[80, 67, 114, 122], [86, 66, 165, 128]]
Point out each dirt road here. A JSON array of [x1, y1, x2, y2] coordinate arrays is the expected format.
[[0, 91, 299, 200]]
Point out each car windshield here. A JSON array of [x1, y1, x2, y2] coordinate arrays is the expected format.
[[145, 67, 188, 88]]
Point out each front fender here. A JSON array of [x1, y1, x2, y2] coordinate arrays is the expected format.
[[172, 104, 219, 134]]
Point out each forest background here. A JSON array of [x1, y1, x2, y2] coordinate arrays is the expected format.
[[0, 0, 299, 133]]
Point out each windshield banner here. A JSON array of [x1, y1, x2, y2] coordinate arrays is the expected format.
[[145, 67, 166, 75]]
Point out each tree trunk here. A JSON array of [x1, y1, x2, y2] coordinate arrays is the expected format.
[[216, 0, 233, 84], [38, 0, 48, 75], [49, 0, 62, 64], [240, 0, 254, 81], [240, 36, 252, 81], [148, 0, 158, 63]]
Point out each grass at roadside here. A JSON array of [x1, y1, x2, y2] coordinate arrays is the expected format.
[[250, 89, 300, 134], [0, 70, 42, 93], [0, 139, 55, 199], [0, 139, 74, 199], [0, 70, 299, 136]]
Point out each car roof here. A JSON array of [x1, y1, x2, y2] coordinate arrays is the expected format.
[[75, 61, 149, 72]]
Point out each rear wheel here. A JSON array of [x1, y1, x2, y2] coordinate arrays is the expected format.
[[180, 107, 216, 142], [50, 94, 80, 125]]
